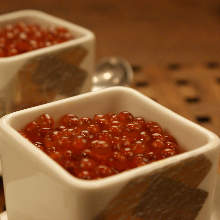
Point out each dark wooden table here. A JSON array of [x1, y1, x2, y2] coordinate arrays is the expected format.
[[0, 0, 220, 213]]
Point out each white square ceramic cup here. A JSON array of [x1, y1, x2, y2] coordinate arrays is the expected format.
[[0, 86, 219, 220], [0, 9, 95, 116]]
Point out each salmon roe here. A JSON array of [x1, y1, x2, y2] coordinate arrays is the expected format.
[[19, 112, 181, 180], [0, 22, 74, 57]]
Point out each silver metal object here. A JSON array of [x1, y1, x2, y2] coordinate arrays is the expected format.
[[91, 57, 133, 92]]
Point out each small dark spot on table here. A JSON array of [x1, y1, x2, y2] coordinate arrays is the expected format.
[[167, 63, 181, 70], [206, 62, 219, 69], [135, 81, 149, 87], [185, 97, 201, 103], [132, 64, 142, 73], [175, 79, 189, 86], [196, 116, 211, 123]]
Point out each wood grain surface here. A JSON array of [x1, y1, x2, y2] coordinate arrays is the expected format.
[[0, 0, 219, 214]]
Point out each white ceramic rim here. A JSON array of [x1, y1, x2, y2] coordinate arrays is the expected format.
[[0, 87, 219, 191], [0, 9, 95, 62], [0, 211, 218, 220], [0, 212, 6, 220]]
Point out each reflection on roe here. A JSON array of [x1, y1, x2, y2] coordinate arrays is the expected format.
[[19, 111, 181, 180], [0, 22, 74, 57]]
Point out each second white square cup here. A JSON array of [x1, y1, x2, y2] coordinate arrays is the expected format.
[[0, 10, 95, 116]]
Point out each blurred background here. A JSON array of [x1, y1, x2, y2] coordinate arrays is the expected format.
[[0, 0, 219, 135]]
